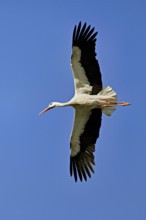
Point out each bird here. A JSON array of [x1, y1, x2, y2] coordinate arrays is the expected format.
[[40, 22, 130, 182]]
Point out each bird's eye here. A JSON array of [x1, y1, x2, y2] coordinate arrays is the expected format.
[[49, 102, 53, 106]]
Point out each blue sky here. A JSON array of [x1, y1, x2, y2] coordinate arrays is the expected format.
[[0, 0, 146, 219]]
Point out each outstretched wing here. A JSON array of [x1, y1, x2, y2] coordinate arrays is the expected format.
[[71, 22, 102, 95], [70, 108, 102, 182]]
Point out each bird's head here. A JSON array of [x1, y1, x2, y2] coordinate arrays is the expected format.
[[39, 102, 57, 115]]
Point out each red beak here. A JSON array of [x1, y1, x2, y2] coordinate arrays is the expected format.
[[39, 106, 50, 115]]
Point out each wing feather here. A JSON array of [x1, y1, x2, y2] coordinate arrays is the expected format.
[[71, 22, 102, 95], [84, 27, 95, 41], [75, 22, 81, 41], [70, 108, 102, 182]]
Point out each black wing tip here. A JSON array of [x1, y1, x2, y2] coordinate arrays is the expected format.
[[72, 21, 98, 47], [70, 152, 95, 182]]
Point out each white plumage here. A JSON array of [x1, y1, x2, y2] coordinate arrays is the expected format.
[[71, 46, 92, 94], [40, 22, 130, 182]]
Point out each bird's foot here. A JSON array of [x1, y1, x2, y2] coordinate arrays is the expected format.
[[118, 102, 131, 106]]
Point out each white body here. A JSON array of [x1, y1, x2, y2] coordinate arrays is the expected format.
[[70, 86, 117, 156], [41, 22, 129, 182]]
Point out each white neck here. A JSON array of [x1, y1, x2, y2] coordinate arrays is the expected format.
[[54, 101, 73, 107]]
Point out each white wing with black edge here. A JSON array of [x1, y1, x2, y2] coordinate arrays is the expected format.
[[70, 108, 102, 182], [71, 22, 102, 95]]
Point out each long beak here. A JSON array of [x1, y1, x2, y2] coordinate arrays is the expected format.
[[39, 106, 50, 115]]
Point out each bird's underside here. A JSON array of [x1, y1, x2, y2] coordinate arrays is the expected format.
[[69, 86, 118, 182], [70, 22, 103, 182], [40, 21, 130, 183], [70, 22, 129, 182]]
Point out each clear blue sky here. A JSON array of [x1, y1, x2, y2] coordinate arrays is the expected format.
[[0, 0, 146, 219]]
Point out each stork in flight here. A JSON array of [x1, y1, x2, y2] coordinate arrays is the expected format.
[[40, 22, 130, 182]]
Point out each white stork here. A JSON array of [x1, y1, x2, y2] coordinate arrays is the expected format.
[[40, 22, 130, 182]]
